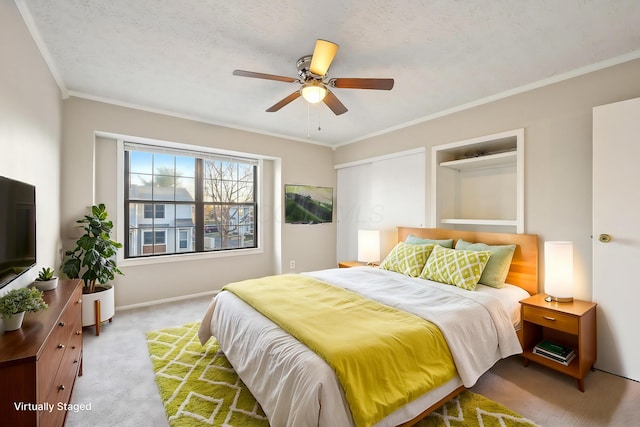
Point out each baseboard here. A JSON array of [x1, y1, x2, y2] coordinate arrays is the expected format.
[[116, 289, 219, 312]]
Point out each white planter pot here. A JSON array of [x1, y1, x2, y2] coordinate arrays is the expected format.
[[82, 285, 115, 327], [3, 311, 25, 331], [34, 277, 59, 291]]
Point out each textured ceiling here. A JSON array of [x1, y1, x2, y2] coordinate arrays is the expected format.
[[17, 0, 640, 146]]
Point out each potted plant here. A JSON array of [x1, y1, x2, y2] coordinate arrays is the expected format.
[[34, 267, 59, 291], [0, 287, 48, 331], [61, 204, 123, 334]]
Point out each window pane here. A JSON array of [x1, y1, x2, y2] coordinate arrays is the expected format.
[[155, 230, 166, 245], [237, 205, 255, 248], [176, 177, 195, 201], [130, 151, 153, 174], [153, 175, 175, 201], [130, 174, 153, 200], [203, 205, 221, 250], [202, 204, 255, 251], [202, 160, 254, 203], [176, 156, 196, 178], [154, 153, 175, 175]]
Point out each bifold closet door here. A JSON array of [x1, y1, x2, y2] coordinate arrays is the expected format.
[[336, 149, 425, 263]]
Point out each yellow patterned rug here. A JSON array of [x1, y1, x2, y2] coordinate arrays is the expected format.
[[147, 322, 538, 427]]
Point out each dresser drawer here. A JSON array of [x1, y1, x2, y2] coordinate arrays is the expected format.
[[522, 305, 579, 334], [40, 307, 82, 427], [46, 344, 81, 405], [37, 283, 82, 404], [37, 320, 72, 400]]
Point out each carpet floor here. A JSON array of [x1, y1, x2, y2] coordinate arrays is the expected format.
[[64, 295, 640, 427], [147, 322, 538, 427]]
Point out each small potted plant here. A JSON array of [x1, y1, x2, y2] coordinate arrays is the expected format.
[[0, 287, 48, 331], [34, 267, 59, 291]]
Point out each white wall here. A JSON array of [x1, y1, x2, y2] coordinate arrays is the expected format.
[[0, 1, 62, 293], [61, 98, 336, 307], [334, 58, 640, 300]]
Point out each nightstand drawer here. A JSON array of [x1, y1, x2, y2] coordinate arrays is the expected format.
[[522, 305, 579, 334]]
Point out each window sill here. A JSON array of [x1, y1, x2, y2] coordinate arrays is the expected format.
[[118, 247, 264, 267]]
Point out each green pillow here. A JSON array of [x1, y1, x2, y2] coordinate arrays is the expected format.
[[454, 239, 516, 288], [420, 245, 491, 291], [379, 242, 436, 277], [405, 234, 454, 249]]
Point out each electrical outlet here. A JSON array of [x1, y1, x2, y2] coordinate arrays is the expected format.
[[289, 260, 296, 269]]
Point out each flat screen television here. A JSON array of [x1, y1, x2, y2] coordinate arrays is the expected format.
[[284, 184, 333, 224], [0, 176, 36, 289]]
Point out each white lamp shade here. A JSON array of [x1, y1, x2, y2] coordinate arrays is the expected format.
[[544, 241, 574, 302], [300, 81, 327, 103], [357, 230, 380, 264]]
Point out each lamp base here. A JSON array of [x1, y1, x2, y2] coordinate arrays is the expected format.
[[544, 295, 574, 303]]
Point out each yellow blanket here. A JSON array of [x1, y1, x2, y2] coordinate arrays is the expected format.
[[223, 274, 456, 427]]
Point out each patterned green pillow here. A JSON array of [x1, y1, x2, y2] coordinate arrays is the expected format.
[[379, 242, 436, 277], [419, 245, 492, 291], [454, 239, 516, 288]]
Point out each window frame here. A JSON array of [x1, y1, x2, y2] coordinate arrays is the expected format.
[[116, 137, 265, 266]]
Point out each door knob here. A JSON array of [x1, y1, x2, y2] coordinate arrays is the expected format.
[[598, 234, 611, 243]]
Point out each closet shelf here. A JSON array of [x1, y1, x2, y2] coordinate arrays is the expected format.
[[440, 218, 518, 227], [439, 151, 516, 171]]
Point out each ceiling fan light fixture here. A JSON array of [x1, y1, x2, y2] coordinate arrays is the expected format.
[[301, 80, 327, 104]]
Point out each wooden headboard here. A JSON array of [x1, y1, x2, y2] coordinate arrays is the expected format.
[[397, 227, 539, 295]]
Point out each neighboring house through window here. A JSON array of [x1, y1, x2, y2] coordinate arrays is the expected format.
[[124, 141, 258, 258]]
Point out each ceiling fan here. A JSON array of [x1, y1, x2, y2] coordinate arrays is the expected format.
[[233, 39, 394, 115]]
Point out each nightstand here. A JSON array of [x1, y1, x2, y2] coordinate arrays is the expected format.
[[519, 294, 597, 391], [338, 261, 379, 268], [338, 261, 366, 268]]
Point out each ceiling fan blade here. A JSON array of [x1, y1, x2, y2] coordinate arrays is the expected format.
[[309, 39, 339, 76], [266, 91, 301, 112], [323, 90, 348, 115], [331, 78, 394, 90], [233, 70, 298, 83]]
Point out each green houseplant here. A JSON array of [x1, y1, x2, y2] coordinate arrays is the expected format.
[[61, 204, 123, 294], [36, 267, 55, 281], [34, 266, 59, 291], [0, 287, 48, 331], [61, 204, 123, 334]]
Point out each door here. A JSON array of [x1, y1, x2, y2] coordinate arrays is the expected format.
[[592, 97, 640, 382]]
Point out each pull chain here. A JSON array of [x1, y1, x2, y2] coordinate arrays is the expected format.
[[306, 104, 322, 138], [307, 102, 311, 138]]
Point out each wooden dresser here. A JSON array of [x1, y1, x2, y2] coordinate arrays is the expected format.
[[0, 280, 83, 427]]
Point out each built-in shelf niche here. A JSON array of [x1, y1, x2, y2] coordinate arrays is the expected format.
[[431, 129, 524, 233]]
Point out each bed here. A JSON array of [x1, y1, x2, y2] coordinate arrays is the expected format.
[[198, 227, 539, 427]]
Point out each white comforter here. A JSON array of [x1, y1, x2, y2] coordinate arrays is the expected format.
[[198, 267, 523, 427]]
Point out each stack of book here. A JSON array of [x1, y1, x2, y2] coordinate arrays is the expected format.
[[533, 339, 576, 366]]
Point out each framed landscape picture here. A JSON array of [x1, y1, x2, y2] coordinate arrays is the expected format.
[[284, 184, 333, 224]]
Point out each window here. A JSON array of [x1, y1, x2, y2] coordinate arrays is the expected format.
[[178, 230, 188, 249], [144, 204, 165, 219], [124, 142, 258, 258], [143, 230, 166, 245]]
